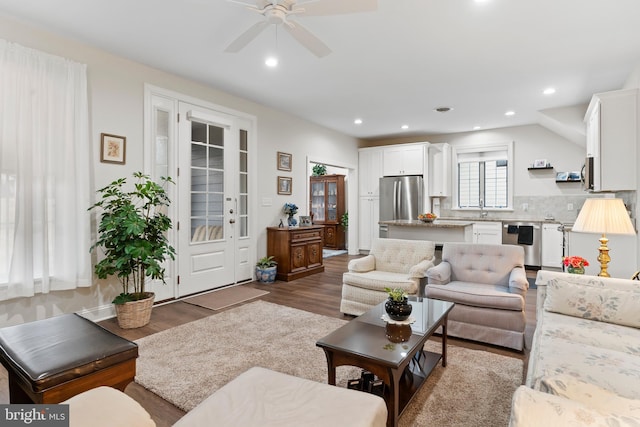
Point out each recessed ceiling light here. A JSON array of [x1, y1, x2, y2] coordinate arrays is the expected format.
[[434, 107, 453, 113], [401, 125, 409, 130], [354, 118, 363, 125], [473, 126, 482, 130], [265, 57, 278, 67], [543, 87, 556, 95], [505, 111, 515, 116]]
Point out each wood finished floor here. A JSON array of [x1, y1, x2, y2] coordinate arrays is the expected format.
[[0, 254, 537, 427]]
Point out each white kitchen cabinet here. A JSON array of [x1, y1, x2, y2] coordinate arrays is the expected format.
[[472, 221, 502, 244], [429, 143, 451, 197], [383, 144, 426, 176], [358, 196, 380, 252], [541, 223, 563, 268], [585, 88, 638, 192], [358, 147, 384, 197]]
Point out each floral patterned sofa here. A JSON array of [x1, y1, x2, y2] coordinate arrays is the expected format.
[[509, 270, 640, 426]]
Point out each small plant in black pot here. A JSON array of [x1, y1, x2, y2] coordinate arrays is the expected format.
[[383, 287, 412, 321]]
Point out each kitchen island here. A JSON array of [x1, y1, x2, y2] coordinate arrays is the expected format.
[[380, 219, 474, 244]]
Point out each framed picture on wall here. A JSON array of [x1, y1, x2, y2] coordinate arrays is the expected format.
[[277, 176, 292, 195], [277, 152, 292, 171], [100, 133, 126, 164]]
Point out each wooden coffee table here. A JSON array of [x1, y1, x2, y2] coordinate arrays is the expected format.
[[316, 298, 454, 427]]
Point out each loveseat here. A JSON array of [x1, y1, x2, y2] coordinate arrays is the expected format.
[[509, 270, 640, 426], [341, 238, 436, 316], [425, 243, 529, 350]]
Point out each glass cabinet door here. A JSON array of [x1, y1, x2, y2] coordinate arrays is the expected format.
[[327, 181, 337, 221], [311, 181, 325, 221]]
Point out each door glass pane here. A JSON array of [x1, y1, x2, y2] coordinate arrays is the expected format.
[[327, 182, 337, 221], [311, 181, 325, 221], [190, 120, 225, 242], [239, 129, 249, 238]]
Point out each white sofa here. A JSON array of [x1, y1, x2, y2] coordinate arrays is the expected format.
[[340, 238, 436, 316], [509, 270, 640, 426]]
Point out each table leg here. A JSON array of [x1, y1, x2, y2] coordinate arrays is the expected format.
[[442, 315, 448, 368], [322, 349, 336, 385], [387, 368, 401, 427]]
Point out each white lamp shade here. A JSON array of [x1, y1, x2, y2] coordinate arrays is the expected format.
[[572, 198, 636, 235]]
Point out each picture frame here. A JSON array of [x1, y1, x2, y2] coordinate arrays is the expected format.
[[277, 176, 292, 195], [100, 133, 126, 164], [299, 215, 312, 227], [533, 159, 547, 168], [555, 171, 568, 182], [567, 171, 581, 182], [277, 152, 292, 171]]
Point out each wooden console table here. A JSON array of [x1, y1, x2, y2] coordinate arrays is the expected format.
[[267, 226, 325, 281]]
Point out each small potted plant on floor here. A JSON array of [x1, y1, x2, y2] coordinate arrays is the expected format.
[[383, 287, 412, 321], [256, 256, 278, 284], [89, 172, 176, 329]]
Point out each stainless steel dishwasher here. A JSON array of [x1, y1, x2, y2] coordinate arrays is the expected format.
[[502, 221, 542, 268]]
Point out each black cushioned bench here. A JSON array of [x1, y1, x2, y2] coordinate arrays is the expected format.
[[0, 313, 138, 403]]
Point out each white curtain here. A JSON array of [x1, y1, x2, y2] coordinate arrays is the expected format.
[[0, 39, 91, 301]]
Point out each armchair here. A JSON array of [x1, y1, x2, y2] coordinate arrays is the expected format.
[[340, 238, 436, 316], [425, 243, 529, 350]]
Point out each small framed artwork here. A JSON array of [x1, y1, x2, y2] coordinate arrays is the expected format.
[[277, 152, 292, 171], [533, 159, 548, 168], [299, 215, 312, 227], [277, 176, 292, 195], [555, 171, 568, 182], [100, 133, 126, 164], [567, 171, 581, 182]]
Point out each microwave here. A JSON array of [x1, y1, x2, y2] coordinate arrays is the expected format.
[[582, 157, 594, 191]]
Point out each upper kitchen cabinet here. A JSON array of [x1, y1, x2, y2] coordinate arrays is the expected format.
[[383, 143, 427, 176], [428, 143, 451, 197], [585, 88, 638, 192], [358, 147, 384, 197]]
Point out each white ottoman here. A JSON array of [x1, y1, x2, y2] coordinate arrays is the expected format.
[[173, 367, 388, 427], [63, 386, 155, 427]]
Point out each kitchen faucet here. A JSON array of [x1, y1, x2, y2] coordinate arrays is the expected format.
[[479, 198, 487, 218]]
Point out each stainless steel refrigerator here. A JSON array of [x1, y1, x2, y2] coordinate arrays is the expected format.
[[379, 175, 424, 237]]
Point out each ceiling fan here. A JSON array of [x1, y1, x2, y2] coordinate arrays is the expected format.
[[224, 0, 377, 58]]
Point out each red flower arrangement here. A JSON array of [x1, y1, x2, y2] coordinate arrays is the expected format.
[[562, 256, 589, 268]]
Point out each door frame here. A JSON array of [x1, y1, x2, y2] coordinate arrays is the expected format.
[[144, 84, 258, 300]]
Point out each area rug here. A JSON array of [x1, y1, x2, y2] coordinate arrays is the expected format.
[[135, 301, 523, 426], [182, 285, 268, 311]]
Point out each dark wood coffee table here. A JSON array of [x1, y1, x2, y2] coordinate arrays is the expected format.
[[316, 298, 454, 427]]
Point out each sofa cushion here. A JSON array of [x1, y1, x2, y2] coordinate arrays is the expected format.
[[370, 238, 435, 274], [540, 375, 640, 419], [63, 386, 155, 427], [442, 243, 525, 287], [545, 279, 640, 328], [426, 282, 524, 311], [343, 271, 417, 293]]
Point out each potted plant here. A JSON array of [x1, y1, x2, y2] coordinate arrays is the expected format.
[[312, 164, 327, 176], [383, 287, 412, 321], [89, 172, 176, 329], [256, 256, 278, 283]]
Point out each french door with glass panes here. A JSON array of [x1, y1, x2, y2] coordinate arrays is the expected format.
[[176, 102, 251, 297]]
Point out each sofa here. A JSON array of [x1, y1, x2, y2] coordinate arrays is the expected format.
[[341, 238, 436, 316], [425, 243, 529, 350], [509, 270, 640, 426]]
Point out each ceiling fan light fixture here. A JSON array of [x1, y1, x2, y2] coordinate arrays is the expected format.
[[265, 56, 279, 67], [434, 106, 453, 113]]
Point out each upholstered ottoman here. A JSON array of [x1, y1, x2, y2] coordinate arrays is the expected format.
[[173, 366, 388, 427], [64, 386, 155, 427], [0, 313, 138, 403]]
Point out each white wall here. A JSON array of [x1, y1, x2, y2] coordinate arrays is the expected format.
[[0, 13, 359, 326]]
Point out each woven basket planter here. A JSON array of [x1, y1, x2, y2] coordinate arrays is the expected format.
[[115, 292, 155, 329]]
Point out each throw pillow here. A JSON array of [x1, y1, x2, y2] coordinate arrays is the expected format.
[[544, 279, 640, 328], [540, 375, 640, 419]]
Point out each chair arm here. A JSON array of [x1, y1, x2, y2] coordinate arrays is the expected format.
[[426, 262, 451, 285], [409, 259, 435, 279], [348, 255, 375, 273], [509, 267, 529, 296]]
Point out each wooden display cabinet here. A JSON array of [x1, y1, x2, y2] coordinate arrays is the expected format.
[[267, 226, 324, 281], [309, 174, 346, 249]]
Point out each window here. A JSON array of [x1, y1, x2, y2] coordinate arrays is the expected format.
[[454, 142, 513, 210]]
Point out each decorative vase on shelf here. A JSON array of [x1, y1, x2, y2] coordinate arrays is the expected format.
[[567, 266, 585, 274], [287, 215, 297, 227], [384, 297, 412, 321]]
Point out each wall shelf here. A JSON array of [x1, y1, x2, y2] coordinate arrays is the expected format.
[[527, 166, 554, 170]]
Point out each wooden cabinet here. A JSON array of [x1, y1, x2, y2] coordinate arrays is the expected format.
[[472, 221, 502, 244], [358, 148, 384, 197], [585, 89, 638, 192], [310, 174, 346, 249], [383, 144, 426, 176], [267, 226, 324, 281], [429, 143, 451, 197], [541, 223, 563, 268]]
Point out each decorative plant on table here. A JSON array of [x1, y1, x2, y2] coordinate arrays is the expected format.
[[383, 287, 412, 321], [562, 256, 589, 274], [256, 256, 278, 284], [89, 172, 176, 328], [283, 202, 299, 226]]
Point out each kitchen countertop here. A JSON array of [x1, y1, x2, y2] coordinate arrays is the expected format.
[[379, 219, 473, 228]]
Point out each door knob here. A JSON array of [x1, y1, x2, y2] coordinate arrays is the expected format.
[[229, 218, 236, 224], [229, 209, 234, 214]]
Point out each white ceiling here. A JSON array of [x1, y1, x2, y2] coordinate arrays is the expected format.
[[1, 0, 639, 140]]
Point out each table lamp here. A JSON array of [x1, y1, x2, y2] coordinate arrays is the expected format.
[[572, 198, 636, 277]]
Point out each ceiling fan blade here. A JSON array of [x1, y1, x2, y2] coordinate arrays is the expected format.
[[224, 20, 271, 53], [283, 21, 331, 57], [295, 0, 377, 16]]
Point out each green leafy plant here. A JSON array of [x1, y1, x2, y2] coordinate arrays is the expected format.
[[312, 164, 327, 176], [89, 172, 176, 304], [340, 211, 349, 229], [256, 256, 277, 268], [384, 287, 407, 302]]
